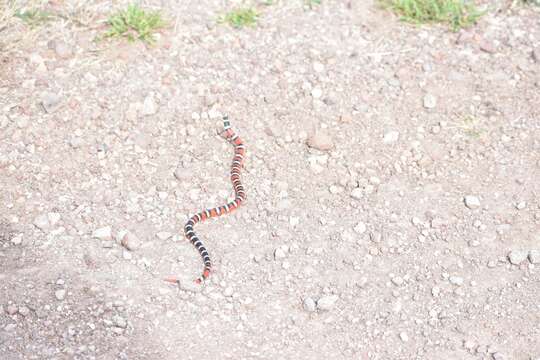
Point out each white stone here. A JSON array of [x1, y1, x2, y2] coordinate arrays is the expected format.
[[449, 276, 464, 286], [311, 87, 322, 99], [92, 226, 112, 240], [121, 232, 142, 251], [11, 234, 23, 245], [423, 93, 437, 109], [508, 250, 528, 265], [55, 289, 66, 301], [399, 332, 409, 342], [316, 295, 338, 311], [303, 297, 317, 312], [383, 131, 400, 144], [529, 250, 540, 264], [33, 214, 50, 231], [142, 94, 157, 115], [274, 246, 288, 260], [353, 222, 367, 234], [350, 188, 363, 200], [464, 195, 481, 209]]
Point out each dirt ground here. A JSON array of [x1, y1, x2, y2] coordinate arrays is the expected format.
[[1, 0, 539, 359]]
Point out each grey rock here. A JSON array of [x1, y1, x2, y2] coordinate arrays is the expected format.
[[508, 250, 528, 265], [449, 276, 464, 286]]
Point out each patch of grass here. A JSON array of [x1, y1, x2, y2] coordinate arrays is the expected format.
[[104, 4, 165, 43], [14, 8, 55, 26], [382, 0, 484, 31], [305, 0, 322, 8], [222, 8, 258, 28]]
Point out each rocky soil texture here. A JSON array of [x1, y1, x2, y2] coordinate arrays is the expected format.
[[1, 0, 539, 359]]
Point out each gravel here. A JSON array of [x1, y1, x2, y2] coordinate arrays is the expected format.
[[1, 1, 539, 359]]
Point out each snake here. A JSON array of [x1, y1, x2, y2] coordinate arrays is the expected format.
[[166, 116, 246, 284]]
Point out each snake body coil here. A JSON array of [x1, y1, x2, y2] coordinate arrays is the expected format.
[[181, 117, 246, 283]]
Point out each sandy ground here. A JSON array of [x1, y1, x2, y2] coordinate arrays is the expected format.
[[1, 0, 539, 359]]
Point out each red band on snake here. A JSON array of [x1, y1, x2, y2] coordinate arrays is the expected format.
[[166, 116, 246, 285]]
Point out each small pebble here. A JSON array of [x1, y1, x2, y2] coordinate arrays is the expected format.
[[18, 306, 30, 317], [6, 304, 18, 315], [528, 250, 540, 264], [316, 295, 338, 311], [33, 214, 50, 231], [391, 276, 404, 286], [11, 234, 23, 245], [464, 195, 481, 209], [383, 131, 399, 144], [121, 232, 142, 251], [306, 130, 334, 151], [55, 289, 66, 301], [399, 331, 409, 342], [93, 226, 112, 241], [350, 188, 363, 200], [449, 276, 464, 286], [353, 222, 367, 234], [274, 246, 288, 260], [303, 297, 317, 312], [423, 93, 437, 109], [142, 94, 157, 115], [508, 250, 528, 265], [41, 92, 62, 114]]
